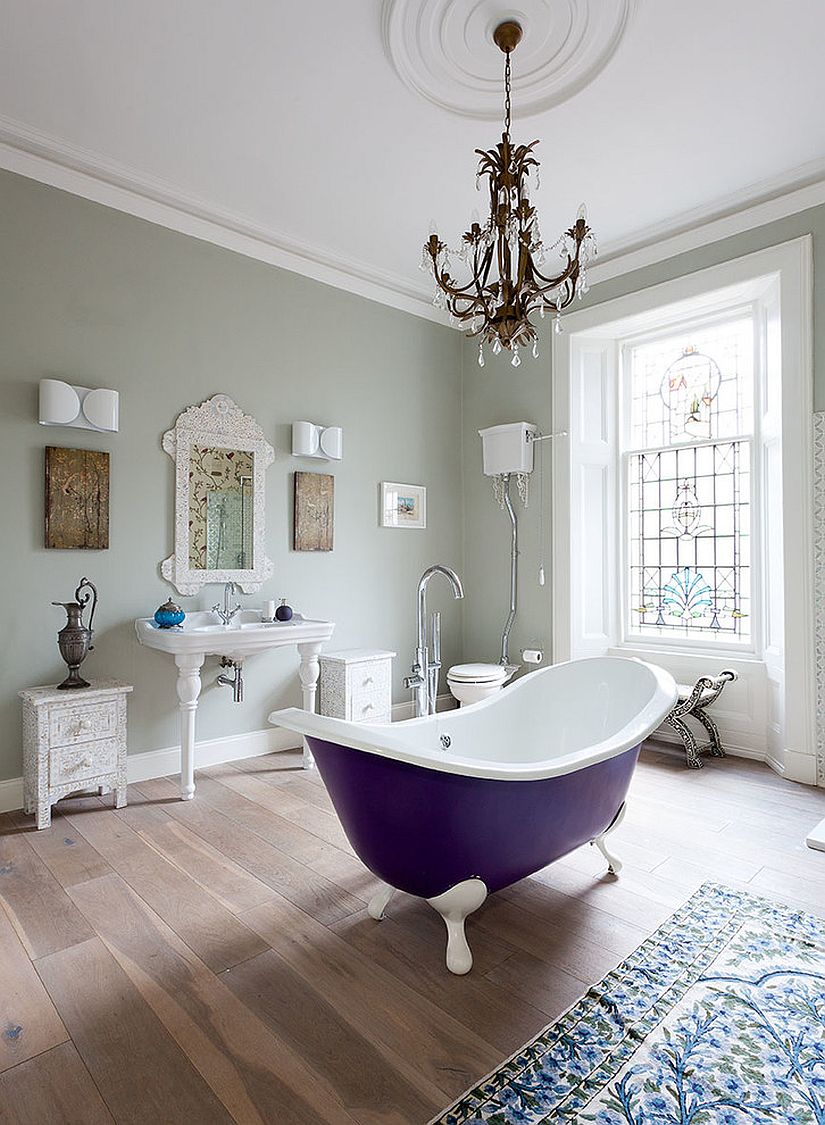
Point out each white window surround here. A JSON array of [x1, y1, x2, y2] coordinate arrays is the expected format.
[[551, 237, 815, 785]]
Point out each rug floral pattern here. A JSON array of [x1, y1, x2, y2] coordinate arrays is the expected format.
[[432, 883, 825, 1124]]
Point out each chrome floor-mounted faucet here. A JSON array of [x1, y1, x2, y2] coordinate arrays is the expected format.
[[404, 565, 464, 717], [212, 581, 242, 626]]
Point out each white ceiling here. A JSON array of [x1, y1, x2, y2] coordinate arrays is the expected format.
[[1, 0, 824, 313]]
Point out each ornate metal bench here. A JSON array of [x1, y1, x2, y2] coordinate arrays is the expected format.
[[664, 669, 737, 769]]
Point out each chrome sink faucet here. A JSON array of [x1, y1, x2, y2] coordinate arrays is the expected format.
[[212, 581, 242, 626], [404, 565, 464, 717]]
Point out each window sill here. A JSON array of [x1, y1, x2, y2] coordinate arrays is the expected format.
[[609, 643, 764, 669]]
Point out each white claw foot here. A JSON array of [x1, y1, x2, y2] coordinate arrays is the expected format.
[[367, 882, 395, 921], [592, 801, 626, 875], [426, 877, 488, 975]]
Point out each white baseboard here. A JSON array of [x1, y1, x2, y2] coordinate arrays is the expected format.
[[2, 694, 810, 815], [390, 693, 456, 722], [648, 731, 820, 787], [807, 817, 825, 851], [0, 776, 24, 816], [776, 748, 819, 786], [125, 726, 301, 785], [0, 699, 461, 814], [0, 726, 302, 815], [646, 730, 767, 764]]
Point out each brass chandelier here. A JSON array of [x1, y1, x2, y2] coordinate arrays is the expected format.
[[423, 20, 597, 368]]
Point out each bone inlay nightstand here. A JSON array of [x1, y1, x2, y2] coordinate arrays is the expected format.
[[19, 679, 133, 829], [320, 649, 396, 724]]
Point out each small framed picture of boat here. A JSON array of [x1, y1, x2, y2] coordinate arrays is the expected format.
[[380, 481, 426, 529]]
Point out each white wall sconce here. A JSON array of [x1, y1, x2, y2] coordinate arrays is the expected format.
[[39, 379, 119, 433], [291, 420, 343, 461]]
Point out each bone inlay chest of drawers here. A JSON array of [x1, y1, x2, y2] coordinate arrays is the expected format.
[[319, 649, 396, 724], [19, 680, 133, 829]]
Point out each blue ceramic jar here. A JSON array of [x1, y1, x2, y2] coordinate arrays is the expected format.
[[275, 599, 293, 622], [154, 598, 185, 628]]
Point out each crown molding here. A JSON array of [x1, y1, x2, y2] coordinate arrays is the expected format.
[[0, 113, 444, 326], [1, 111, 824, 327], [591, 156, 825, 285]]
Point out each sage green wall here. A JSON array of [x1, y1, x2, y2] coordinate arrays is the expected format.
[[3, 168, 822, 787], [461, 205, 825, 666], [0, 169, 463, 783]]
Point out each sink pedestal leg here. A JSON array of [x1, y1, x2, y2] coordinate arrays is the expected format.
[[175, 653, 204, 800], [298, 641, 322, 770]]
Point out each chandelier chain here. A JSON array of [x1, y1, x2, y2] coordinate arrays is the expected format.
[[504, 50, 512, 135]]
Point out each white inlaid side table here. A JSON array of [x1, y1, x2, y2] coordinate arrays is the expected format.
[[19, 679, 133, 829], [320, 649, 396, 724]]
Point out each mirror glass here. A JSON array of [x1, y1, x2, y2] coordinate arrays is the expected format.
[[161, 395, 274, 595], [188, 446, 254, 570]]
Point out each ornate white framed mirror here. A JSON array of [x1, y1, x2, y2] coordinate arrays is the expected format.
[[161, 394, 274, 594]]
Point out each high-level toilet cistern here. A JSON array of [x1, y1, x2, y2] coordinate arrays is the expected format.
[[404, 565, 464, 717]]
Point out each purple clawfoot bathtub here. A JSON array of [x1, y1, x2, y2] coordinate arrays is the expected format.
[[270, 656, 676, 974]]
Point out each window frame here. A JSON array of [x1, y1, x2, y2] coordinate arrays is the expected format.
[[550, 236, 815, 782], [616, 300, 763, 658]]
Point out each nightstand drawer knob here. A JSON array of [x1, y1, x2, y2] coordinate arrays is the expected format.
[[363, 676, 374, 686], [68, 755, 93, 773], [74, 719, 92, 734]]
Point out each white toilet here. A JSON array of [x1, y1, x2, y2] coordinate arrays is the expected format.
[[447, 662, 509, 706]]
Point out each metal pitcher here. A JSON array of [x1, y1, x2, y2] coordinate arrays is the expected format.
[[52, 577, 98, 690]]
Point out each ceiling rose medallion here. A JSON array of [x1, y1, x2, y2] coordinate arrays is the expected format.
[[423, 19, 597, 367], [383, 0, 636, 119]]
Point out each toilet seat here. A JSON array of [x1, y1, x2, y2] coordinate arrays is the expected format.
[[447, 663, 508, 684]]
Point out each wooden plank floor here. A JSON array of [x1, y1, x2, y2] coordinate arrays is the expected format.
[[1, 746, 824, 1124]]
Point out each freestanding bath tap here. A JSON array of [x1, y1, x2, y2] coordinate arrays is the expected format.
[[404, 565, 464, 717]]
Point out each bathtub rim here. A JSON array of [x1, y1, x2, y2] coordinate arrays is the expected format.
[[269, 656, 677, 782]]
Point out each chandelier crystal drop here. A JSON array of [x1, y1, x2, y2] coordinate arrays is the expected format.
[[423, 20, 597, 368]]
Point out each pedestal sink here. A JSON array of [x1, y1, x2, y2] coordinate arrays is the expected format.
[[135, 610, 334, 799]]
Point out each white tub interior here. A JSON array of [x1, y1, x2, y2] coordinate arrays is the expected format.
[[270, 656, 678, 781], [389, 658, 671, 765]]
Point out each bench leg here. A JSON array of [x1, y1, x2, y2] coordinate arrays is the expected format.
[[665, 714, 704, 769], [694, 706, 726, 757]]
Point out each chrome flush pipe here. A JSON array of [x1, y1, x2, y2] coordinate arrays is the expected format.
[[500, 474, 518, 666]]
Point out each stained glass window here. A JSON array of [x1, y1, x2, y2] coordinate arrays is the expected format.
[[628, 317, 753, 448], [625, 316, 753, 643]]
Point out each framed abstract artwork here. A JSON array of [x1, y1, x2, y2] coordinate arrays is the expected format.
[[294, 471, 334, 551], [44, 446, 110, 549]]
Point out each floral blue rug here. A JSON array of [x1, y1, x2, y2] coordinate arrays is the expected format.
[[432, 883, 825, 1124]]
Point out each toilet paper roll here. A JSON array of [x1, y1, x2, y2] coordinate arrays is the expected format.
[[522, 649, 543, 665]]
